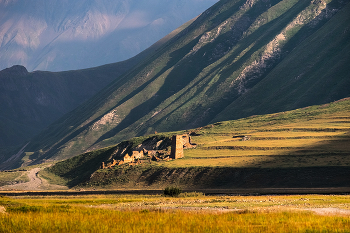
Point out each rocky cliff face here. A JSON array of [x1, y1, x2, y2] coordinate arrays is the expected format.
[[0, 0, 218, 71]]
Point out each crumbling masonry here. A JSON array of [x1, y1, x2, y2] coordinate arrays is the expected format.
[[170, 134, 196, 159], [101, 134, 196, 169], [170, 135, 184, 159]]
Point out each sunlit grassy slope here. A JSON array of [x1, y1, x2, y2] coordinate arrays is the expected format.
[[47, 98, 350, 189], [174, 99, 350, 168], [0, 170, 29, 186]]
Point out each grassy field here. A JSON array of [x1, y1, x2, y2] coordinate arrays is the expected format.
[[0, 170, 29, 187], [1, 194, 350, 232], [165, 100, 350, 168]]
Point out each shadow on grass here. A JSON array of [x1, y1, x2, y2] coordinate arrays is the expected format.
[[84, 131, 350, 189]]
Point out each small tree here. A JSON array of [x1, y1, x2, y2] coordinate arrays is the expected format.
[[164, 186, 182, 197]]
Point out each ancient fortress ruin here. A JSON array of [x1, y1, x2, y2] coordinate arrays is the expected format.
[[170, 134, 197, 159], [101, 134, 196, 169]]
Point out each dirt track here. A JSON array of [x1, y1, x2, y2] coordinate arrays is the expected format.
[[0, 168, 68, 191], [307, 208, 350, 216]]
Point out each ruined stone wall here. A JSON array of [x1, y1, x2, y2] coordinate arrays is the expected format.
[[132, 150, 144, 159], [181, 134, 197, 149], [101, 134, 194, 169], [170, 135, 184, 159], [123, 155, 133, 163]]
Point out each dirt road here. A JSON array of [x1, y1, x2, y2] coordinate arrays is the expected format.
[[0, 167, 68, 191]]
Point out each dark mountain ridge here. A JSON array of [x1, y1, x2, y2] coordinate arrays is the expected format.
[[0, 63, 126, 147]]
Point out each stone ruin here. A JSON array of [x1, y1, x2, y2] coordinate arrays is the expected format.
[[170, 135, 184, 159], [101, 134, 196, 169], [170, 134, 196, 159]]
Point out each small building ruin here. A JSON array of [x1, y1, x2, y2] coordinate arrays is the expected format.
[[101, 133, 196, 169], [170, 135, 184, 159], [170, 134, 197, 159]]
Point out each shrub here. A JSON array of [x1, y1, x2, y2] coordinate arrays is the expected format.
[[164, 186, 182, 197]]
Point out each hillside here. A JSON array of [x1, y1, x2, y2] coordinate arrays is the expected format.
[[0, 0, 218, 71], [5, 0, 350, 169], [45, 98, 350, 189], [0, 12, 200, 153], [0, 63, 127, 148], [0, 17, 194, 170]]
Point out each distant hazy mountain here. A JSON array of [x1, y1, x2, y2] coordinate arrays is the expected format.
[[1, 0, 350, 170], [0, 0, 218, 71]]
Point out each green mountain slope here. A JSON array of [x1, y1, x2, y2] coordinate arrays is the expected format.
[[0, 22, 189, 169], [213, 1, 350, 121], [12, 0, 350, 168]]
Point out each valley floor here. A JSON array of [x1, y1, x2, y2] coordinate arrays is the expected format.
[[1, 194, 350, 232]]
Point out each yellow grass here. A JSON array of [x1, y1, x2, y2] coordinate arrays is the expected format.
[[1, 194, 350, 232], [170, 153, 350, 168], [205, 138, 324, 148], [248, 131, 345, 137], [171, 108, 350, 168], [166, 156, 260, 167], [185, 149, 283, 157], [0, 171, 29, 185]]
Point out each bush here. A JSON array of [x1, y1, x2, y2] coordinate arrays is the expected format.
[[163, 186, 182, 197]]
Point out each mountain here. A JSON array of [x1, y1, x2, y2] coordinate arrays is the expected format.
[[3, 0, 350, 169], [0, 0, 218, 71], [0, 19, 189, 151], [0, 63, 128, 148]]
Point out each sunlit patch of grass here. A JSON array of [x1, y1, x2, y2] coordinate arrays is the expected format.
[[177, 107, 350, 168], [166, 156, 265, 167], [204, 138, 325, 148], [185, 149, 281, 158], [1, 210, 350, 232], [0, 195, 350, 232], [0, 171, 29, 186], [38, 169, 68, 187]]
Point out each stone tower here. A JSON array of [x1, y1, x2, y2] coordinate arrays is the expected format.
[[170, 135, 184, 159]]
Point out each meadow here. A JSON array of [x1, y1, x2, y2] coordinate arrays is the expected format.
[[170, 102, 350, 168], [1, 194, 350, 232], [0, 170, 29, 187]]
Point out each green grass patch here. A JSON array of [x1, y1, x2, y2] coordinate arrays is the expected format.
[[0, 170, 29, 187]]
